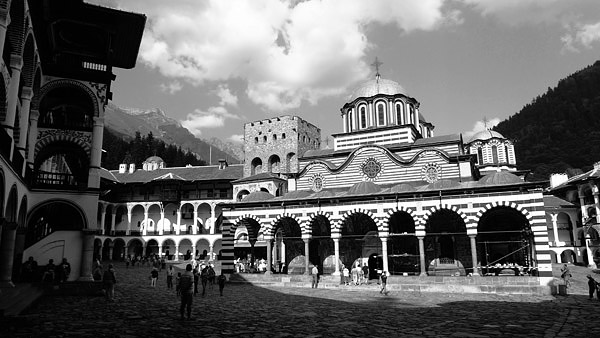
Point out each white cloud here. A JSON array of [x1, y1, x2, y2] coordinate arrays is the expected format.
[[227, 134, 244, 143], [159, 81, 183, 94], [463, 117, 500, 138], [562, 22, 600, 52], [180, 106, 241, 137], [215, 85, 238, 107], [94, 0, 457, 112]]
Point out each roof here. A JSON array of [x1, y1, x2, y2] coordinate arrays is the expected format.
[[145, 156, 165, 163], [232, 172, 287, 184], [466, 129, 505, 144], [241, 191, 275, 202], [477, 172, 523, 186], [102, 164, 243, 184], [543, 195, 577, 208], [346, 181, 382, 196], [350, 77, 405, 102], [552, 163, 600, 189]]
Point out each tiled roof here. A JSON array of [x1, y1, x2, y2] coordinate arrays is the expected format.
[[103, 164, 244, 183], [553, 165, 600, 189], [543, 195, 576, 208], [232, 172, 286, 184]]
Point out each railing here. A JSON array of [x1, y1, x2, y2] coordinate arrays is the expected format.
[[38, 115, 93, 131], [438, 257, 456, 265], [32, 171, 78, 187]]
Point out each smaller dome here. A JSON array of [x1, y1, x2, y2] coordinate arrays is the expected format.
[[347, 181, 381, 196], [144, 156, 164, 164], [390, 183, 416, 194], [478, 172, 522, 186], [242, 191, 275, 202], [350, 78, 405, 102], [466, 130, 505, 144]]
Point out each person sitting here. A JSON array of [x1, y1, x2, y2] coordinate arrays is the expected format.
[[42, 259, 56, 284]]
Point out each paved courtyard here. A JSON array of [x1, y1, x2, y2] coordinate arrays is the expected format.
[[2, 262, 600, 337]]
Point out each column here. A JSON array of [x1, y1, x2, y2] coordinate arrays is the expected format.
[[579, 192, 588, 221], [108, 245, 114, 261], [265, 238, 272, 276], [469, 235, 480, 276], [158, 245, 163, 257], [98, 245, 103, 261], [17, 87, 33, 158], [593, 186, 600, 224], [143, 242, 148, 257], [586, 235, 596, 268], [209, 244, 214, 261], [175, 245, 180, 261], [126, 206, 132, 235], [342, 112, 348, 133], [333, 236, 340, 275], [176, 209, 181, 235], [78, 229, 96, 281], [551, 213, 560, 246], [88, 117, 104, 189], [210, 204, 216, 234], [2, 55, 23, 143], [143, 211, 149, 236], [110, 211, 116, 235], [159, 211, 165, 235], [418, 236, 427, 276], [368, 101, 374, 127], [191, 245, 196, 260], [26, 110, 40, 166], [193, 207, 198, 235], [380, 237, 389, 274], [0, 222, 17, 287], [100, 208, 107, 235], [303, 238, 310, 275]]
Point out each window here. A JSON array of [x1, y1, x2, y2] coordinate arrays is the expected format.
[[504, 145, 509, 163], [409, 105, 415, 124], [477, 148, 483, 164], [273, 134, 277, 141], [263, 136, 267, 142], [282, 133, 286, 139], [360, 106, 367, 129], [254, 137, 258, 143], [377, 103, 385, 126], [348, 111, 353, 131], [396, 103, 403, 125], [492, 145, 499, 164]]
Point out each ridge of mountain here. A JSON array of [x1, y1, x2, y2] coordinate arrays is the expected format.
[[494, 60, 600, 181], [104, 102, 242, 164]]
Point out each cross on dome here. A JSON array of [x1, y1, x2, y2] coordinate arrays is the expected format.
[[371, 57, 383, 80]]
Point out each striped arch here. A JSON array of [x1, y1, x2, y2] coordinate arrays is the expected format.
[[21, 30, 37, 88], [31, 79, 100, 117], [384, 206, 417, 232], [34, 133, 91, 160], [268, 213, 303, 237], [6, 0, 26, 56], [474, 201, 533, 224], [306, 210, 333, 236], [336, 208, 383, 232], [228, 214, 263, 237], [420, 204, 468, 227]]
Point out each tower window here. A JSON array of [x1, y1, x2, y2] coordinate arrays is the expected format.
[[263, 136, 267, 142], [396, 103, 403, 125], [377, 103, 385, 126], [282, 133, 286, 139], [492, 145, 499, 164], [254, 137, 258, 144], [477, 147, 483, 165], [360, 106, 366, 129], [273, 134, 277, 141], [348, 111, 353, 131]]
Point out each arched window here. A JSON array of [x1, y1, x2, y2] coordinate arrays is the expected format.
[[263, 135, 267, 142], [377, 102, 385, 126], [396, 103, 403, 125], [273, 134, 277, 141], [251, 157, 262, 175], [504, 145, 509, 163], [282, 133, 286, 139], [268, 155, 281, 173], [492, 145, 499, 164], [409, 104, 415, 124], [348, 111, 353, 131], [360, 106, 367, 129], [477, 147, 483, 164], [254, 137, 258, 144]]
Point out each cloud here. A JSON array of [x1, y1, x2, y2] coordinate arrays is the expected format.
[[227, 134, 244, 143], [180, 106, 241, 137], [93, 0, 457, 111], [215, 85, 238, 107], [463, 117, 500, 138], [159, 81, 183, 94], [562, 22, 600, 52]]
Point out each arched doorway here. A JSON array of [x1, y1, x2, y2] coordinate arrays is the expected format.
[[25, 200, 86, 248], [146, 239, 159, 257], [102, 239, 113, 261], [477, 206, 533, 274], [272, 217, 303, 274], [424, 209, 468, 276], [388, 211, 418, 275], [235, 218, 263, 271], [309, 215, 334, 274], [340, 212, 379, 271], [127, 239, 144, 258], [113, 238, 126, 261]]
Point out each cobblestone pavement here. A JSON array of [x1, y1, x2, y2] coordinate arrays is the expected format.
[[2, 262, 600, 338]]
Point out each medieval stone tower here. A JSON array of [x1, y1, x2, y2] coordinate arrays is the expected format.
[[243, 115, 321, 177]]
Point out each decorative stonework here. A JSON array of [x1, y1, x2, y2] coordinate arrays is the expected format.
[[421, 162, 441, 183], [309, 173, 325, 192], [89, 82, 108, 106], [35, 128, 92, 157], [360, 157, 383, 181]]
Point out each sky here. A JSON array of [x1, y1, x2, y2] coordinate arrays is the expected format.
[[91, 0, 600, 146]]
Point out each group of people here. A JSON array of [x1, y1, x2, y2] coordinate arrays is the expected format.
[[21, 256, 71, 284], [125, 254, 166, 270], [177, 263, 227, 320], [341, 263, 370, 286]]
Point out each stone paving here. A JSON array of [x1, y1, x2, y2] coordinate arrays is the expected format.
[[2, 262, 600, 338]]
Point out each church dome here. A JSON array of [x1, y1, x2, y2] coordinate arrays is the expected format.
[[350, 78, 405, 102], [144, 156, 164, 164], [347, 181, 381, 196], [477, 172, 522, 186], [242, 191, 275, 202], [466, 130, 505, 144]]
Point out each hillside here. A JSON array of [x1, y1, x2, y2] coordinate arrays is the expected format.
[[104, 102, 242, 165], [494, 60, 600, 181]]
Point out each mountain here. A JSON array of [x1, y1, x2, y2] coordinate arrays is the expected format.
[[104, 102, 242, 165], [494, 60, 600, 181]]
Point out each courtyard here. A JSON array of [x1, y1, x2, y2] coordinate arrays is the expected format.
[[2, 262, 600, 337]]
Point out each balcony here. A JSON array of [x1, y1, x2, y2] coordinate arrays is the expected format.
[[31, 171, 78, 188]]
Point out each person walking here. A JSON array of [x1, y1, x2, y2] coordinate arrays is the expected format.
[[179, 264, 194, 320], [217, 272, 227, 296], [362, 264, 369, 285], [587, 275, 597, 300], [560, 264, 572, 289], [343, 266, 350, 286], [102, 264, 117, 301], [380, 271, 388, 295], [166, 265, 174, 289], [150, 267, 159, 287], [193, 267, 200, 295], [311, 265, 319, 288], [201, 266, 209, 296], [59, 258, 71, 283]]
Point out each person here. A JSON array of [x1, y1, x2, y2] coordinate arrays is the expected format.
[[311, 265, 319, 288], [59, 258, 71, 283], [587, 275, 597, 300], [201, 266, 209, 296], [125, 256, 130, 269], [342, 266, 350, 285], [150, 267, 159, 287], [93, 264, 103, 281], [380, 271, 388, 295], [208, 265, 216, 288], [42, 259, 56, 284], [21, 256, 38, 282], [560, 264, 571, 288], [179, 264, 194, 320], [193, 267, 200, 295], [217, 272, 227, 296], [358, 264, 364, 285], [166, 265, 174, 289], [102, 264, 117, 301], [175, 272, 182, 297], [362, 264, 369, 284]]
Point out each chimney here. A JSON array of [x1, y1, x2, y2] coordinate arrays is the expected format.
[[118, 164, 126, 174], [595, 161, 600, 171], [128, 163, 136, 173], [550, 173, 568, 189], [218, 159, 228, 170]]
